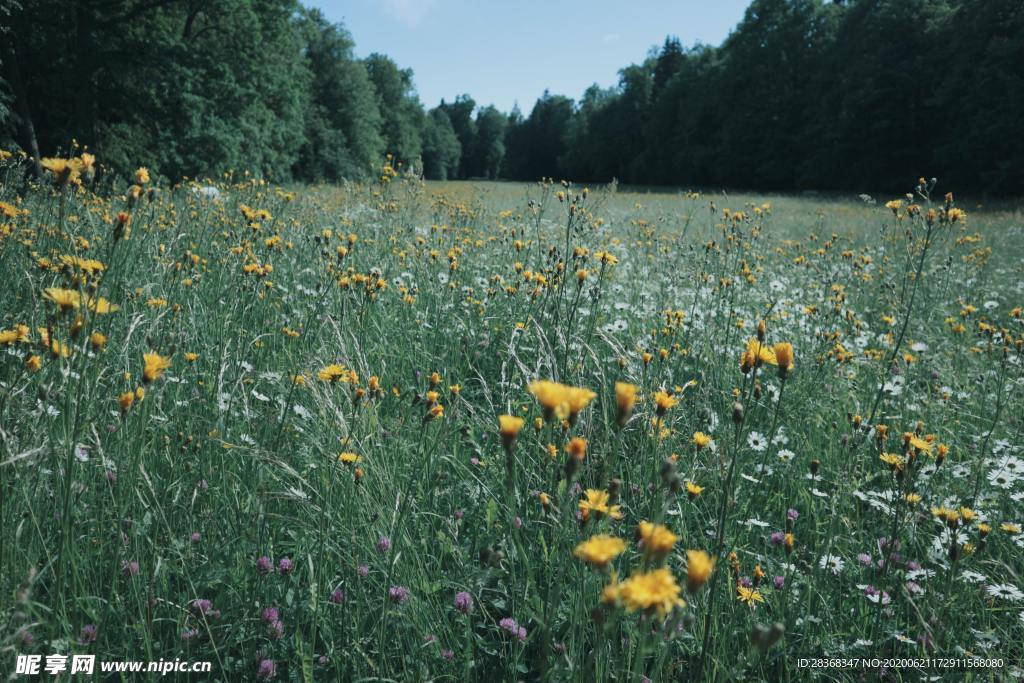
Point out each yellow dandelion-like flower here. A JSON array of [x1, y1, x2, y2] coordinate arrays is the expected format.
[[908, 435, 933, 453], [614, 382, 638, 425], [637, 521, 678, 559], [686, 550, 714, 592], [119, 391, 135, 412], [565, 436, 587, 461], [880, 452, 906, 471], [578, 488, 622, 521], [618, 567, 686, 616], [736, 585, 765, 607], [87, 297, 119, 314], [573, 534, 627, 567], [773, 342, 794, 374], [43, 288, 81, 313], [142, 352, 171, 383], [499, 414, 524, 438], [653, 390, 677, 416], [528, 380, 595, 422], [318, 363, 348, 382]]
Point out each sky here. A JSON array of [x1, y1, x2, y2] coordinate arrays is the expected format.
[[309, 0, 751, 113]]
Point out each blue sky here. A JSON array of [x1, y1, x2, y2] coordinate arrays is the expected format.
[[308, 0, 750, 112]]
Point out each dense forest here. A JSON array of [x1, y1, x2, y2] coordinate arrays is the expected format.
[[1, 0, 1022, 193]]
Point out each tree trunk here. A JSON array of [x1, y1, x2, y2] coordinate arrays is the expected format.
[[1, 39, 42, 177], [73, 0, 98, 150]]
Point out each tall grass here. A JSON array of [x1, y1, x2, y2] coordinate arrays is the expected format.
[[1, 157, 1022, 680]]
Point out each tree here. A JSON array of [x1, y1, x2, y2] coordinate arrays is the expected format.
[[470, 105, 506, 179], [295, 8, 383, 181], [421, 107, 461, 180], [365, 53, 424, 168], [437, 95, 476, 178]]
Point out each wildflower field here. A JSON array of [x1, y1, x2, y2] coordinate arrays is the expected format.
[[1, 156, 1023, 681]]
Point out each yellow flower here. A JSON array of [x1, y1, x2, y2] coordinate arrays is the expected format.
[[87, 297, 119, 314], [600, 573, 622, 604], [90, 332, 107, 350], [142, 352, 171, 383], [740, 338, 776, 372], [135, 167, 150, 185], [119, 391, 135, 412], [42, 157, 83, 183], [686, 550, 714, 592], [338, 452, 361, 464], [565, 437, 587, 461], [574, 534, 627, 567], [499, 414, 524, 453], [693, 432, 712, 449], [528, 380, 595, 422], [618, 567, 686, 616], [880, 452, 905, 471], [578, 489, 622, 521], [0, 327, 28, 345], [564, 386, 597, 421], [653, 390, 677, 416], [907, 435, 933, 454], [736, 585, 764, 606], [318, 363, 348, 382], [686, 481, 703, 499], [43, 288, 81, 313], [614, 382, 638, 425], [498, 414, 524, 438], [185, 352, 199, 362], [637, 521, 678, 559], [60, 255, 105, 275], [25, 355, 42, 372], [773, 342, 794, 374], [1001, 523, 1021, 535]]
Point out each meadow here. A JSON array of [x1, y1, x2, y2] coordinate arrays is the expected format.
[[1, 154, 1023, 681]]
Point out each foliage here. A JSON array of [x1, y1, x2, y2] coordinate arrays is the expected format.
[[2, 0, 1022, 190]]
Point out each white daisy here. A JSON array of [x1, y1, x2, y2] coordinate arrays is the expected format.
[[986, 583, 1024, 601], [960, 570, 987, 584], [747, 431, 768, 452], [988, 469, 1018, 490], [819, 554, 845, 575]]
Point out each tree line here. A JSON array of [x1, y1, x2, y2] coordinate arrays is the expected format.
[[1, 0, 1021, 193]]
